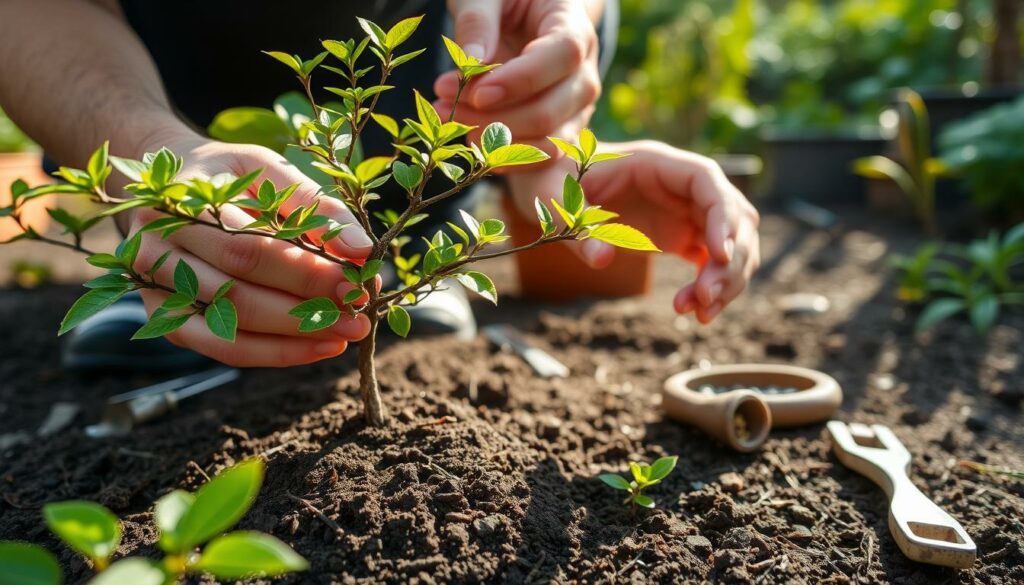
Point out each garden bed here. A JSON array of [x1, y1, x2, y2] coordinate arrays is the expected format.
[[1, 209, 1023, 584]]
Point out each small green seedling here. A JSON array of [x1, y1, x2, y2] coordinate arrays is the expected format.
[[0, 15, 658, 427], [0, 459, 306, 585], [599, 456, 678, 509]]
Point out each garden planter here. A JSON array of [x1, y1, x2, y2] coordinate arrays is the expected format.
[[712, 153, 762, 198], [0, 151, 51, 240], [865, 176, 916, 219], [502, 197, 653, 301], [759, 130, 887, 204], [917, 87, 1019, 151]]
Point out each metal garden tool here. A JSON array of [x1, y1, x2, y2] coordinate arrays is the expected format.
[[85, 367, 240, 438], [482, 324, 569, 378], [827, 421, 976, 568]]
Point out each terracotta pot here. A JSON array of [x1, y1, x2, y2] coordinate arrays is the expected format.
[[502, 197, 653, 301], [0, 152, 52, 240]]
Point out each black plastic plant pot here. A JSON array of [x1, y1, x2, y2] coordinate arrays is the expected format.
[[758, 129, 887, 205], [916, 86, 1020, 151]]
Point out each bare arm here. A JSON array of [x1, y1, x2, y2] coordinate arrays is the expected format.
[[0, 0, 195, 167]]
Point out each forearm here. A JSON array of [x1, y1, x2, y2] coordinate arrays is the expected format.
[[0, 0, 196, 167]]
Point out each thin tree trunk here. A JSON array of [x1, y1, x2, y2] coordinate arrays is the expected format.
[[987, 0, 1021, 86], [358, 314, 385, 426]]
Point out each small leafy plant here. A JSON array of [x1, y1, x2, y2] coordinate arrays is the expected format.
[[852, 88, 952, 236], [599, 455, 678, 509], [0, 459, 306, 584], [0, 16, 658, 427], [894, 222, 1024, 335]]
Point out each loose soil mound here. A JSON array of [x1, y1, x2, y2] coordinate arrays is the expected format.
[[2, 211, 1023, 584]]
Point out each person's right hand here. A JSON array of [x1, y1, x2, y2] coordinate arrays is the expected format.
[[127, 134, 375, 367]]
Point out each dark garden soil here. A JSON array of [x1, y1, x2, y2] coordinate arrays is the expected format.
[[1, 208, 1023, 584]]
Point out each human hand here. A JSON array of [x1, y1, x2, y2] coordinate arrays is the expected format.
[[127, 134, 377, 367], [434, 0, 600, 161], [508, 140, 761, 323]]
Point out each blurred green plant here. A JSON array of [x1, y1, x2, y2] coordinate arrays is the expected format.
[[0, 107, 36, 153], [939, 95, 1024, 223], [10, 259, 52, 289], [852, 89, 953, 235], [894, 223, 1024, 334]]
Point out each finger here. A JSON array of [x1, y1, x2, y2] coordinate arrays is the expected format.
[[434, 70, 462, 100], [135, 233, 370, 341], [437, 71, 598, 139], [255, 154, 373, 259], [695, 301, 723, 325], [468, 28, 595, 109], [674, 283, 698, 314], [141, 290, 349, 368], [448, 0, 502, 61], [570, 238, 615, 269], [169, 205, 360, 302]]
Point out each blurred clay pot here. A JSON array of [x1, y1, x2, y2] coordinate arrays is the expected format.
[[502, 197, 653, 301], [0, 152, 52, 240]]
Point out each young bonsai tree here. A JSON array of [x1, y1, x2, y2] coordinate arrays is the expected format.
[[0, 16, 657, 426]]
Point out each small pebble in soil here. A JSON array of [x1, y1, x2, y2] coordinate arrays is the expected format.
[[473, 515, 503, 539], [787, 505, 817, 525], [718, 472, 745, 493], [788, 525, 814, 540], [777, 292, 831, 315], [686, 534, 713, 555]]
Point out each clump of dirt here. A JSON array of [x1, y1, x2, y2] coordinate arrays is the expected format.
[[2, 210, 1023, 584]]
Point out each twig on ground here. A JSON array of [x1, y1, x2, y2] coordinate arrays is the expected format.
[[187, 460, 210, 482], [287, 493, 344, 537], [523, 551, 547, 585]]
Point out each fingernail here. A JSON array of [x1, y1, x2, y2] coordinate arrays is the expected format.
[[472, 86, 505, 108], [723, 238, 735, 263], [341, 228, 373, 251], [314, 341, 347, 356], [464, 43, 486, 61]]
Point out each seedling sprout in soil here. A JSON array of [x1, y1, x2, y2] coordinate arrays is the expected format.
[[599, 455, 678, 509], [0, 459, 307, 584], [0, 16, 658, 427]]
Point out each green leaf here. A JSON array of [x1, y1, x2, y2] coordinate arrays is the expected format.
[[969, 294, 999, 335], [263, 51, 303, 76], [535, 198, 555, 235], [195, 531, 308, 579], [586, 224, 660, 252], [173, 259, 199, 299], [454, 271, 497, 304], [117, 233, 142, 267], [289, 298, 341, 332], [205, 298, 238, 342], [548, 137, 584, 163], [110, 156, 148, 183], [482, 123, 512, 153], [441, 35, 468, 68], [629, 462, 645, 484], [85, 253, 125, 270], [590, 152, 629, 164], [385, 15, 423, 50], [154, 490, 194, 553], [647, 456, 678, 482], [59, 288, 129, 336], [212, 280, 235, 301], [209, 107, 293, 153], [633, 494, 655, 509], [458, 209, 481, 239], [413, 90, 441, 131], [343, 288, 364, 305], [173, 459, 264, 552], [550, 199, 576, 229], [355, 156, 392, 184], [437, 161, 465, 183], [578, 206, 618, 226], [88, 558, 165, 585], [83, 274, 133, 290], [387, 305, 411, 337], [371, 113, 399, 137], [357, 17, 387, 48], [579, 128, 597, 160], [486, 144, 549, 168], [562, 176, 585, 216], [0, 542, 61, 585], [148, 250, 172, 276], [391, 160, 422, 191], [599, 474, 631, 491], [132, 313, 191, 340], [915, 298, 966, 334], [391, 48, 426, 67], [43, 501, 120, 566], [360, 259, 384, 282]]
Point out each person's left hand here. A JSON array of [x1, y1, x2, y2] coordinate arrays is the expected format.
[[507, 141, 761, 323], [434, 0, 601, 158]]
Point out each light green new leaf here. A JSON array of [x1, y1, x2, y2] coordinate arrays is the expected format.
[[481, 123, 511, 153], [205, 298, 238, 342], [43, 501, 120, 566], [371, 113, 399, 137], [441, 35, 468, 68], [458, 209, 481, 239], [579, 128, 597, 159], [355, 156, 392, 184], [578, 206, 618, 226], [357, 17, 387, 47], [589, 152, 629, 164], [208, 108, 292, 153], [414, 90, 441, 130], [88, 558, 165, 585], [586, 224, 660, 252], [535, 198, 555, 235], [195, 531, 308, 579], [110, 156, 148, 183], [915, 298, 966, 334], [87, 141, 110, 187], [648, 456, 678, 482], [385, 15, 423, 50], [562, 176, 585, 215], [173, 259, 199, 299], [454, 271, 497, 304], [59, 288, 129, 336], [851, 156, 917, 198], [629, 462, 645, 484], [392, 160, 422, 191], [633, 494, 655, 509], [388, 305, 411, 337], [132, 313, 191, 340], [547, 137, 583, 163], [321, 40, 349, 61], [598, 474, 631, 491], [486, 144, 549, 168], [154, 490, 194, 552], [173, 459, 264, 552], [289, 297, 342, 332], [262, 51, 303, 76], [0, 542, 62, 585]]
